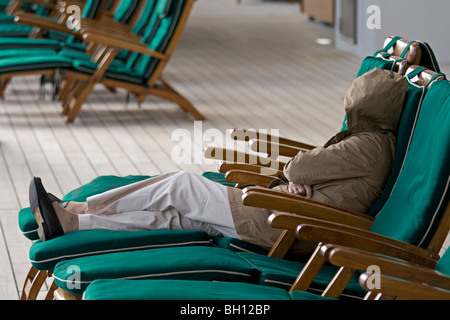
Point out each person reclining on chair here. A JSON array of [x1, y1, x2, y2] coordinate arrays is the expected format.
[[29, 68, 407, 250]]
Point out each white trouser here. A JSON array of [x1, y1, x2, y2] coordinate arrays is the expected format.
[[78, 171, 240, 238]]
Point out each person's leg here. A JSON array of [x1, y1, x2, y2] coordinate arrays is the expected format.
[[54, 171, 239, 238], [78, 208, 224, 236]]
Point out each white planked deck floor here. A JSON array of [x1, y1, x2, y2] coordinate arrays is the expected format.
[[0, 0, 449, 300]]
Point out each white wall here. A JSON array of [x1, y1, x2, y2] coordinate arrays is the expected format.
[[335, 0, 450, 64]]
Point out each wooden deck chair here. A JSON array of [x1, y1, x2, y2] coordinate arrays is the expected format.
[[203, 36, 425, 178], [42, 73, 449, 299], [0, 0, 139, 59], [81, 240, 450, 300], [0, 0, 148, 99], [205, 36, 436, 169], [207, 64, 438, 216], [72, 76, 450, 300], [0, 0, 59, 37], [16, 67, 442, 299], [58, 0, 202, 123], [242, 75, 450, 299], [321, 244, 450, 300]]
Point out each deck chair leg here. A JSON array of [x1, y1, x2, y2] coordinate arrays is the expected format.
[[44, 280, 58, 300], [62, 80, 85, 115], [58, 78, 75, 102], [20, 266, 50, 300], [0, 77, 11, 99], [321, 266, 357, 298], [289, 244, 325, 293], [149, 80, 205, 120], [65, 82, 96, 123]]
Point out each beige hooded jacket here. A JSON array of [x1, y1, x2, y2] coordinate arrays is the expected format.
[[227, 68, 408, 249]]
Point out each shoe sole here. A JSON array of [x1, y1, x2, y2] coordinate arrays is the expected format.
[[29, 178, 47, 242]]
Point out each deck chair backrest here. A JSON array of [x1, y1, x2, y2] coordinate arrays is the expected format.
[[367, 67, 447, 216], [82, 0, 104, 19], [60, 0, 142, 46], [130, 0, 158, 36], [379, 36, 422, 65], [369, 78, 450, 252], [405, 65, 446, 88], [380, 36, 441, 73], [113, 0, 141, 24], [418, 42, 441, 73], [125, 0, 191, 83]]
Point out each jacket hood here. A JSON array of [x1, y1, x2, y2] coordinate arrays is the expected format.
[[344, 68, 407, 134]]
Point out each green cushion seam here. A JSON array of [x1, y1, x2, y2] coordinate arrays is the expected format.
[[55, 269, 255, 288], [30, 239, 212, 264]]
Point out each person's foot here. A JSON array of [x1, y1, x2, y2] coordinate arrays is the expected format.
[[29, 177, 79, 241], [52, 202, 79, 234]]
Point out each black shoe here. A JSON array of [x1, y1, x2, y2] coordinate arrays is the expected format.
[[29, 177, 65, 241]]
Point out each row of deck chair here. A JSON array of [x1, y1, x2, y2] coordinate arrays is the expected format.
[[0, 0, 203, 122], [17, 36, 450, 300]]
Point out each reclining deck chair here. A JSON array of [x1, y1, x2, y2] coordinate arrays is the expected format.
[[39, 71, 450, 299], [208, 36, 439, 166], [57, 0, 202, 122], [16, 64, 442, 299], [203, 36, 428, 178], [58, 74, 450, 300], [0, 0, 145, 98], [0, 0, 58, 38], [0, 0, 142, 55], [15, 37, 443, 297], [83, 239, 450, 300], [0, 0, 201, 123], [206, 48, 442, 218]]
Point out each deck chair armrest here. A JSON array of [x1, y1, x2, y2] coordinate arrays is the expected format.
[[82, 32, 168, 60], [230, 128, 316, 150], [242, 187, 374, 229], [14, 12, 76, 35], [296, 224, 437, 266], [268, 212, 371, 232], [218, 162, 283, 176], [203, 146, 285, 170], [359, 273, 450, 300], [249, 139, 306, 158], [225, 170, 277, 187], [323, 244, 449, 290], [79, 19, 135, 36]]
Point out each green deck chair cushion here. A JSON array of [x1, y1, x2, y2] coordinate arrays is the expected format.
[[0, 38, 61, 50], [0, 55, 72, 74], [237, 252, 364, 298], [370, 79, 450, 246], [0, 23, 34, 36], [0, 48, 58, 59], [53, 246, 260, 295], [367, 69, 428, 216], [83, 279, 335, 300], [53, 244, 364, 298], [71, 58, 148, 85], [29, 229, 212, 271]]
